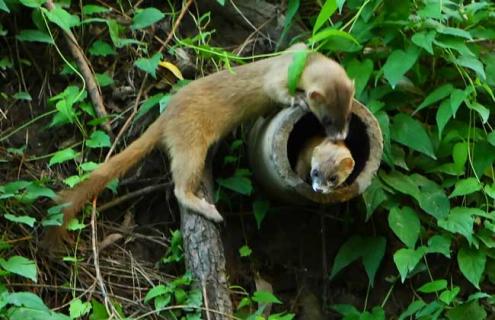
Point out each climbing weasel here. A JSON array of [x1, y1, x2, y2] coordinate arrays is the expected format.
[[47, 43, 354, 245], [296, 135, 355, 193]]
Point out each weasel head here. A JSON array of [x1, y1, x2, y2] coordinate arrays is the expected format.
[[303, 60, 355, 141], [310, 140, 355, 194]]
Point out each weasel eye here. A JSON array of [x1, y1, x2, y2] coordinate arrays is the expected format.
[[329, 175, 338, 183], [311, 169, 319, 178]]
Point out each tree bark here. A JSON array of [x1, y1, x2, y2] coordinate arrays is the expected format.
[[179, 149, 233, 318]]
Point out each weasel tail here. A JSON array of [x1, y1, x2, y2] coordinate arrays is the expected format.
[[55, 120, 163, 229]]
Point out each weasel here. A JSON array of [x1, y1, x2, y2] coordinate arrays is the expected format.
[[296, 135, 355, 193], [47, 43, 355, 245]]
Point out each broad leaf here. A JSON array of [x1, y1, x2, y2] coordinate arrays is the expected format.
[[383, 47, 419, 88], [0, 256, 37, 282], [449, 177, 481, 198], [49, 148, 78, 166], [457, 246, 486, 289], [412, 30, 436, 54], [415, 84, 453, 113], [131, 7, 165, 30], [134, 53, 162, 78], [85, 131, 111, 148], [438, 207, 475, 245], [393, 247, 427, 282], [388, 206, 420, 248], [418, 279, 447, 293], [313, 0, 337, 33], [44, 6, 81, 33], [16, 29, 53, 44], [217, 176, 253, 195], [390, 113, 435, 159]]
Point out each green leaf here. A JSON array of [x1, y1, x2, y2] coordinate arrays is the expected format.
[[437, 26, 472, 40], [0, 256, 37, 282], [278, 0, 299, 47], [217, 176, 253, 195], [239, 245, 252, 257], [0, 0, 10, 12], [487, 131, 495, 147], [309, 27, 360, 46], [287, 50, 309, 95], [418, 279, 447, 293], [457, 246, 486, 289], [411, 30, 436, 54], [4, 214, 36, 227], [415, 84, 453, 113], [399, 300, 426, 320], [13, 91, 32, 101], [452, 142, 468, 173], [313, 0, 337, 33], [446, 301, 486, 320], [90, 299, 109, 320], [16, 29, 53, 44], [216, 0, 226, 5], [330, 235, 386, 285], [454, 55, 486, 80], [131, 7, 165, 30], [438, 207, 475, 245], [439, 287, 460, 305], [436, 99, 452, 137], [383, 47, 420, 89], [449, 177, 482, 198], [472, 142, 495, 178], [49, 148, 78, 166], [44, 6, 81, 33], [253, 199, 269, 229], [428, 234, 451, 258], [393, 247, 426, 282], [362, 178, 387, 220], [95, 73, 114, 87], [82, 4, 110, 15], [450, 88, 467, 116], [144, 285, 168, 303], [69, 298, 92, 319], [252, 291, 282, 305], [361, 236, 386, 286], [89, 40, 115, 56], [135, 93, 165, 121], [19, 0, 46, 8], [391, 113, 435, 159], [345, 58, 373, 98], [388, 206, 420, 248], [134, 53, 162, 78], [466, 100, 489, 124]]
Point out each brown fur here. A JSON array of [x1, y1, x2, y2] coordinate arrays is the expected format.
[[46, 43, 354, 247], [296, 136, 355, 193]]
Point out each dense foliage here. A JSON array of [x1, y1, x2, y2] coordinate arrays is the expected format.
[[1, 0, 495, 319]]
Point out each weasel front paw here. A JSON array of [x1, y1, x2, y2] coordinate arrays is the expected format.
[[291, 93, 309, 111]]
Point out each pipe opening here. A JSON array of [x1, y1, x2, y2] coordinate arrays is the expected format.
[[287, 113, 370, 186]]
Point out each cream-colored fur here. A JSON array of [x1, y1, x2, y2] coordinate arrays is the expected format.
[[46, 43, 354, 247], [296, 136, 355, 193]]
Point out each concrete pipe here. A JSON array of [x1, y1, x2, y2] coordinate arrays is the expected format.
[[247, 100, 383, 205]]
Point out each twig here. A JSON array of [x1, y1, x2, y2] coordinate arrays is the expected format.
[[44, 0, 113, 136], [97, 183, 170, 212], [203, 280, 212, 320], [90, 198, 119, 318], [159, 0, 195, 51]]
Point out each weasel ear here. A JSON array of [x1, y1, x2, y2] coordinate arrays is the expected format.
[[308, 90, 324, 103], [341, 157, 355, 171]]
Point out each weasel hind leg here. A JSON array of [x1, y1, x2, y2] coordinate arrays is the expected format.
[[171, 146, 223, 223]]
